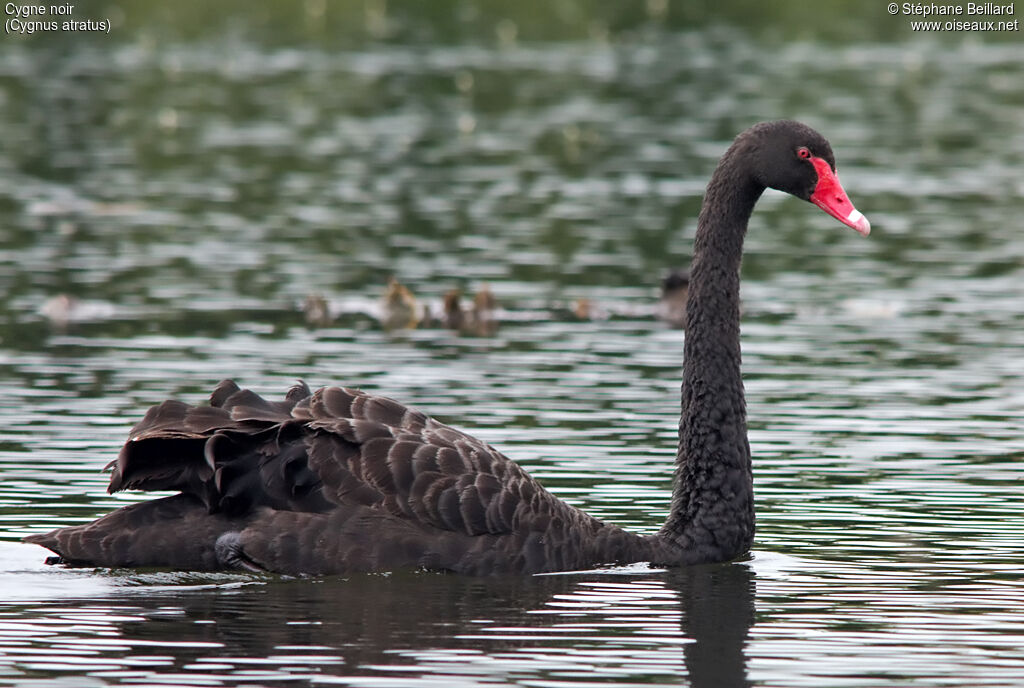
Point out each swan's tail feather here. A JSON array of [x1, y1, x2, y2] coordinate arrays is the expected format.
[[105, 380, 331, 515]]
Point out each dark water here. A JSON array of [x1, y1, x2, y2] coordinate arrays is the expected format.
[[2, 3, 1023, 686]]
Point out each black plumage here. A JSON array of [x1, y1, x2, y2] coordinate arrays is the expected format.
[[25, 120, 868, 575]]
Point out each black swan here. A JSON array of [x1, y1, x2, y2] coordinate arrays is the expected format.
[[25, 120, 869, 575]]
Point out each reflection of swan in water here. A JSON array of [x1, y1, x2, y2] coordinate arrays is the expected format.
[[1, 554, 754, 686], [674, 563, 754, 687]]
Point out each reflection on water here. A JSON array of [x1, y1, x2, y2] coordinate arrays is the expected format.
[[2, 4, 1024, 687], [0, 542, 754, 687]]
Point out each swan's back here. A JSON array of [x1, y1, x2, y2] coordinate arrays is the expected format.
[[26, 380, 649, 575]]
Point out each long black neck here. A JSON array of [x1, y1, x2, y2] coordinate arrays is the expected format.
[[658, 147, 763, 563]]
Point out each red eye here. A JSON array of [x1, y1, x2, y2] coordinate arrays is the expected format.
[[797, 147, 811, 159]]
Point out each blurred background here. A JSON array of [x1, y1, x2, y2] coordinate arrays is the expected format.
[[2, 0, 1019, 339], [1, 2, 1023, 686]]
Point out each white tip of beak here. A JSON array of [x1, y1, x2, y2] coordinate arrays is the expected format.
[[848, 208, 871, 236]]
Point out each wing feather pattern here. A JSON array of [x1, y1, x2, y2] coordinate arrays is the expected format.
[[25, 380, 650, 575]]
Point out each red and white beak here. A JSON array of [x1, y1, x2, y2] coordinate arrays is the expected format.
[[808, 157, 870, 236]]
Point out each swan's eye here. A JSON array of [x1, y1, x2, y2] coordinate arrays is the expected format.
[[797, 147, 811, 160]]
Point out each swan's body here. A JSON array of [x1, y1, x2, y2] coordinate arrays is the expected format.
[[25, 120, 869, 575]]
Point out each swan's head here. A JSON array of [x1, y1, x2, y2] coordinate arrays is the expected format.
[[745, 120, 870, 236]]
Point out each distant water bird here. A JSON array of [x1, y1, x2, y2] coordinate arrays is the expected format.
[[39, 294, 116, 329], [302, 293, 332, 328], [25, 120, 869, 575], [573, 297, 593, 321], [441, 289, 467, 330], [440, 286, 498, 335], [658, 269, 690, 328], [569, 297, 611, 321], [470, 284, 498, 335], [380, 277, 420, 330], [39, 294, 79, 328]]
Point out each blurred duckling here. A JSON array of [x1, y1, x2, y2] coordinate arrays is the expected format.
[[380, 277, 420, 330], [442, 289, 467, 331], [658, 268, 689, 328], [39, 294, 116, 330], [570, 297, 610, 321], [302, 293, 332, 328], [573, 297, 593, 321], [471, 284, 498, 335], [39, 294, 78, 329], [440, 285, 498, 335]]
